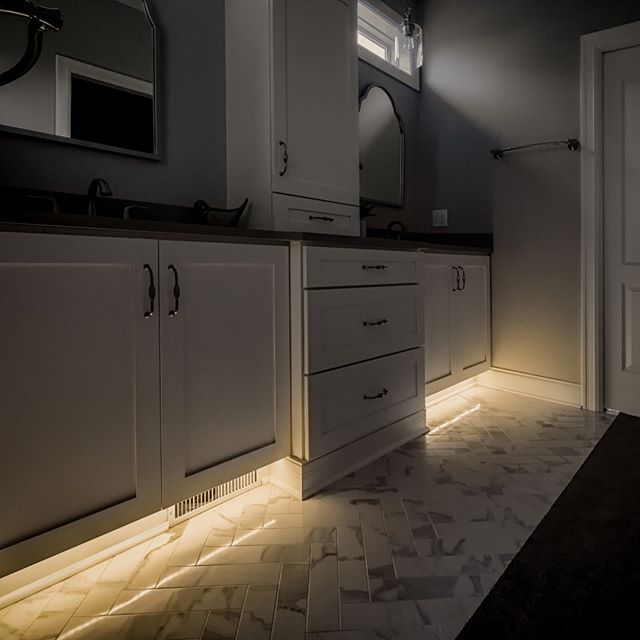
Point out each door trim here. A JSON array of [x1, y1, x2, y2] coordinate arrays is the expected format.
[[581, 20, 640, 411]]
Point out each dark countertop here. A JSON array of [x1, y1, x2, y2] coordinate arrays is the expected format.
[[0, 210, 492, 255]]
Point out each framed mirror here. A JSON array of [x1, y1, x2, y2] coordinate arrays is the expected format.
[[359, 84, 404, 207], [0, 0, 158, 158]]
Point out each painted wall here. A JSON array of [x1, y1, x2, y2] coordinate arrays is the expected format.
[[0, 0, 226, 207], [421, 0, 640, 383]]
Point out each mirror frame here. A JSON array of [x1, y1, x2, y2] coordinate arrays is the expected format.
[[358, 84, 405, 209], [0, 0, 159, 161]]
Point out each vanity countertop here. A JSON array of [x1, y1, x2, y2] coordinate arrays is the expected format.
[[0, 210, 492, 255]]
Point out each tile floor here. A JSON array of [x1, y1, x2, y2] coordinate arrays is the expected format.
[[0, 387, 612, 640]]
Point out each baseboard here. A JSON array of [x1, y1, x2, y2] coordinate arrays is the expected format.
[[271, 411, 427, 500], [477, 368, 583, 408], [0, 510, 170, 609], [425, 377, 480, 408]]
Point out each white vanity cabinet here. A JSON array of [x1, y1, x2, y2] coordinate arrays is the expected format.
[[0, 232, 290, 577], [159, 241, 290, 506], [226, 0, 360, 235], [282, 244, 426, 498], [0, 232, 162, 578], [421, 253, 491, 396]]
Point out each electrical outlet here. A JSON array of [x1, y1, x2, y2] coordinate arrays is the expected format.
[[432, 209, 448, 228]]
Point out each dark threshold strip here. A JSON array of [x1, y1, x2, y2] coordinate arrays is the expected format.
[[457, 412, 640, 639]]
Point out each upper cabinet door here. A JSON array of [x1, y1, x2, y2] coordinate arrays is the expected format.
[[0, 233, 161, 577], [272, 0, 359, 206], [453, 259, 491, 375], [159, 241, 290, 507]]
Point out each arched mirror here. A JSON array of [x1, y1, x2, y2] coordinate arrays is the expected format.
[[359, 84, 404, 207], [0, 0, 157, 158]]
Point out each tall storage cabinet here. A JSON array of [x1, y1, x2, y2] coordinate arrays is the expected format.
[[0, 233, 162, 578], [226, 0, 360, 235], [422, 253, 491, 396], [159, 241, 290, 506]]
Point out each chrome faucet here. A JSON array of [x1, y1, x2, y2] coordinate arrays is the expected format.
[[87, 178, 113, 216]]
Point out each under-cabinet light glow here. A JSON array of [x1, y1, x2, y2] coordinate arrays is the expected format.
[[58, 518, 277, 638], [427, 403, 482, 436]]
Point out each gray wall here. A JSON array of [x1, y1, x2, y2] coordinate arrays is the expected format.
[[421, 0, 640, 384], [0, 0, 226, 207]]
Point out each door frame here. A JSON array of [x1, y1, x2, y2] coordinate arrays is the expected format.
[[581, 20, 640, 411]]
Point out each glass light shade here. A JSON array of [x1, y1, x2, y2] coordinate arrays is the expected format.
[[394, 8, 423, 74]]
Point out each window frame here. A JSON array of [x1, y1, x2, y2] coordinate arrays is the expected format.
[[357, 0, 421, 91]]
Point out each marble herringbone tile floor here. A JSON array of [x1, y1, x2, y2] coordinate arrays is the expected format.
[[0, 388, 612, 640]]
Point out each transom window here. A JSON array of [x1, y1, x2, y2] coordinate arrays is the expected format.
[[357, 0, 420, 91]]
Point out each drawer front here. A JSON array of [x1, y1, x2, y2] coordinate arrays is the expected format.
[[272, 193, 359, 236], [307, 348, 425, 459], [306, 285, 424, 373], [304, 246, 419, 288]]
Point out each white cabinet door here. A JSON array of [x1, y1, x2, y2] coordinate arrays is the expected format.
[[422, 254, 491, 396], [0, 233, 161, 577], [272, 0, 359, 206], [159, 241, 290, 506], [422, 260, 455, 389], [453, 260, 491, 375]]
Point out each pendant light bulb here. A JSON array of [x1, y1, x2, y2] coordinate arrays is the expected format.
[[395, 4, 423, 73]]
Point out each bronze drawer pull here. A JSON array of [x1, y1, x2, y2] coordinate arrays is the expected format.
[[363, 319, 388, 327], [363, 388, 389, 400], [362, 264, 388, 270]]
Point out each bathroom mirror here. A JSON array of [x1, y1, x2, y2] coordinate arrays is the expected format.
[[359, 85, 404, 207], [0, 0, 157, 158]]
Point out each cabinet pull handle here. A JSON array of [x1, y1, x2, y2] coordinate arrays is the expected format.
[[168, 264, 181, 317], [363, 319, 388, 327], [460, 266, 466, 290], [309, 215, 335, 222], [362, 264, 389, 271], [452, 266, 461, 291], [278, 140, 288, 176], [364, 388, 389, 400], [143, 264, 156, 318]]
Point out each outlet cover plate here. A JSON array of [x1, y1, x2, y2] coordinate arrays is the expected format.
[[432, 209, 448, 227]]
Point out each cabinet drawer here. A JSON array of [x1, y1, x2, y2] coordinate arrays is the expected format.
[[306, 285, 424, 373], [307, 348, 424, 459], [304, 246, 419, 288], [272, 193, 359, 236]]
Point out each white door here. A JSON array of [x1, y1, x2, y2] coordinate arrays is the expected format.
[[604, 45, 640, 416], [271, 0, 359, 205], [159, 241, 290, 506], [0, 233, 161, 577]]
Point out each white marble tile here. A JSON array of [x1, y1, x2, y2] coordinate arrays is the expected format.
[[307, 543, 340, 632]]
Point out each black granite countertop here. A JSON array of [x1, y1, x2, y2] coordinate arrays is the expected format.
[[0, 210, 492, 255]]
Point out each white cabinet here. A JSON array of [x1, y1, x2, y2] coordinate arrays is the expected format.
[[226, 0, 360, 235], [0, 232, 161, 578], [421, 253, 491, 396], [159, 241, 290, 506], [0, 233, 290, 577]]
